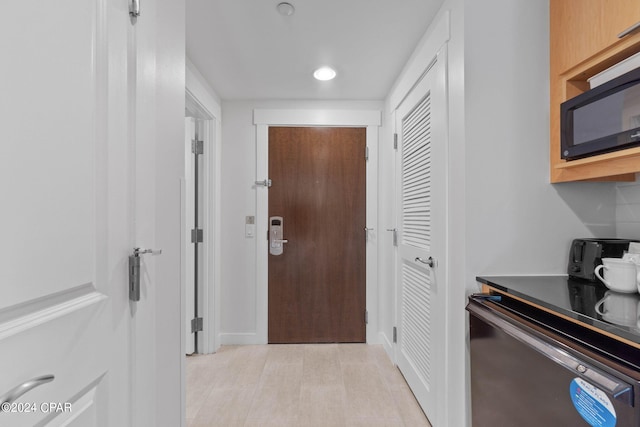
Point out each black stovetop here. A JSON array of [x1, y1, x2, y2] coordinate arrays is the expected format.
[[477, 275, 640, 345]]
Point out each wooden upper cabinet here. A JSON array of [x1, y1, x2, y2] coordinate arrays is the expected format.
[[549, 0, 640, 182], [551, 0, 640, 74]]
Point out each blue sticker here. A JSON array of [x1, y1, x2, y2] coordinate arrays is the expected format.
[[570, 378, 617, 427]]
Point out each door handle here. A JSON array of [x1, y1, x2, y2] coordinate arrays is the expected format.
[[269, 216, 287, 255], [1, 375, 54, 405], [134, 248, 162, 256], [415, 256, 435, 267], [129, 247, 162, 302], [255, 179, 272, 188], [467, 301, 633, 406]]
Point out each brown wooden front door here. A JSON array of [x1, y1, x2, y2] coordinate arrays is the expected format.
[[268, 127, 366, 343]]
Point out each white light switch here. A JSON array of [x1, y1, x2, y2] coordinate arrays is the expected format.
[[245, 216, 256, 238]]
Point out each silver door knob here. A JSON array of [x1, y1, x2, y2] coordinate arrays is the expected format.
[[1, 375, 54, 405], [415, 256, 435, 267], [133, 247, 162, 256]]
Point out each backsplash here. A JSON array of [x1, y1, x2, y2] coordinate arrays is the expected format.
[[616, 174, 640, 239]]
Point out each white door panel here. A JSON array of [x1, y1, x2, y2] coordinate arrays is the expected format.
[[0, 0, 157, 424], [395, 49, 447, 425], [0, 300, 106, 426], [0, 0, 96, 309]]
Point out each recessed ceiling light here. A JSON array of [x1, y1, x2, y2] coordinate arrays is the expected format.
[[313, 67, 337, 81], [277, 2, 295, 16]]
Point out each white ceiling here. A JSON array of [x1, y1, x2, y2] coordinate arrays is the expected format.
[[186, 0, 445, 101]]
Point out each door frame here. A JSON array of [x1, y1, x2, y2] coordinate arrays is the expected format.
[[185, 61, 222, 355], [254, 109, 381, 344]]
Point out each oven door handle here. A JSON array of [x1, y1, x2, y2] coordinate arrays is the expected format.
[[467, 299, 634, 406]]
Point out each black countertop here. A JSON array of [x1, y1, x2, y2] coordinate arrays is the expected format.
[[477, 275, 640, 345]]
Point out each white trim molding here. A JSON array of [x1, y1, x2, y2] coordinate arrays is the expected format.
[[254, 109, 381, 127], [388, 10, 450, 112], [253, 108, 381, 344], [186, 58, 222, 119]]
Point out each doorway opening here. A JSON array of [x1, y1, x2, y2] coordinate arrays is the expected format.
[[182, 64, 223, 425], [254, 109, 381, 345], [183, 88, 221, 355], [183, 117, 205, 354]]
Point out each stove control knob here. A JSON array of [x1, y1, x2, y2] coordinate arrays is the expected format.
[[577, 364, 587, 374]]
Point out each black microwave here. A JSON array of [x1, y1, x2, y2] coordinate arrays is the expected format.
[[561, 66, 640, 160]]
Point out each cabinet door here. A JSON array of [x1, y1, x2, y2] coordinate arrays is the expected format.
[[551, 0, 640, 73]]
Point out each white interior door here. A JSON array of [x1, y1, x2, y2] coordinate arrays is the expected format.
[[394, 50, 447, 425], [0, 1, 158, 425]]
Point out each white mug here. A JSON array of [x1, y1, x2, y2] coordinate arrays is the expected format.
[[595, 291, 640, 327], [594, 258, 638, 293]]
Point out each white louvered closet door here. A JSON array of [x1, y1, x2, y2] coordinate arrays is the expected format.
[[395, 49, 447, 425]]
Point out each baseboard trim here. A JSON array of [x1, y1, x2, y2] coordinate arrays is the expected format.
[[218, 332, 263, 345], [379, 331, 395, 364]]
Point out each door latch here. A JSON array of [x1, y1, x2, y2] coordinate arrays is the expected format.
[[255, 179, 272, 188], [129, 247, 162, 301]]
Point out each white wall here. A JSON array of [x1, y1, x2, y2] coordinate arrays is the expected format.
[[616, 175, 640, 239], [219, 100, 383, 343], [464, 0, 617, 280]]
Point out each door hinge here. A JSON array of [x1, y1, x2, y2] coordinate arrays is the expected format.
[[191, 317, 203, 333], [255, 179, 272, 188], [191, 228, 203, 243], [192, 139, 204, 155], [393, 133, 398, 150], [386, 228, 398, 246], [393, 326, 397, 343], [365, 310, 369, 324], [365, 146, 369, 161]]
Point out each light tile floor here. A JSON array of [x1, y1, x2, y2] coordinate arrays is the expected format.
[[186, 344, 432, 427]]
